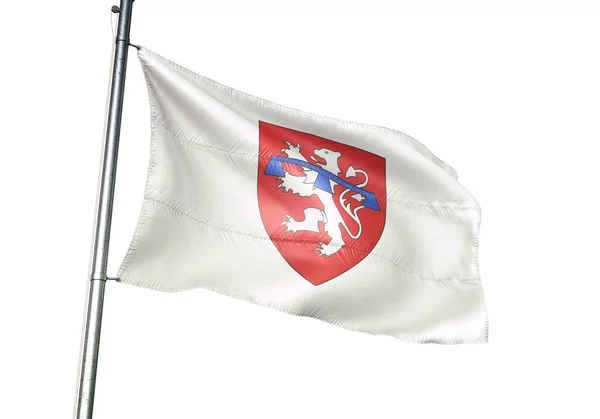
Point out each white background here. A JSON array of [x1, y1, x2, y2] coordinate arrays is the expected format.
[[1, 1, 599, 418]]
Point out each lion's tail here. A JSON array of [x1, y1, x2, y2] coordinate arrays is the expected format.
[[338, 166, 369, 240], [339, 193, 365, 240]]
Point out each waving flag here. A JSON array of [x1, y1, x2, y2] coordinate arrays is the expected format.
[[118, 47, 488, 344]]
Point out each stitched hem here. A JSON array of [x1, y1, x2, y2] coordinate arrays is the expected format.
[[117, 49, 159, 280]]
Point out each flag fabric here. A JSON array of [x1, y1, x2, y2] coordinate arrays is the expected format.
[[118, 47, 488, 344]]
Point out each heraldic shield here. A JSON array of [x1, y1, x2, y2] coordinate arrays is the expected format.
[[258, 121, 387, 285]]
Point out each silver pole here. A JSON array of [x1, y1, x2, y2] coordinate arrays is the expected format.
[[74, 1, 135, 418]]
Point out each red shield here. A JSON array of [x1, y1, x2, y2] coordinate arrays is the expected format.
[[258, 121, 386, 285]]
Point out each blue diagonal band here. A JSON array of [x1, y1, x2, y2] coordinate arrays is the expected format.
[[264, 156, 380, 211]]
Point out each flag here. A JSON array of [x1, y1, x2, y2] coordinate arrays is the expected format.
[[118, 47, 488, 344]]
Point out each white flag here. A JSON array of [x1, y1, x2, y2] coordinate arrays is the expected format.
[[118, 47, 488, 344]]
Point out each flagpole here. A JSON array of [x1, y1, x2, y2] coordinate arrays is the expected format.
[[74, 1, 135, 418]]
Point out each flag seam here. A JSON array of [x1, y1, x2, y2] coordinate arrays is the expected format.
[[141, 194, 482, 284], [138, 47, 459, 180], [152, 118, 480, 212]]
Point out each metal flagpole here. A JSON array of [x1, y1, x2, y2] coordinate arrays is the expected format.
[[74, 1, 135, 418]]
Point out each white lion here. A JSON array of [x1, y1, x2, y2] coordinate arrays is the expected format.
[[277, 141, 368, 257]]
